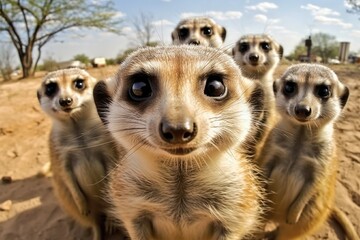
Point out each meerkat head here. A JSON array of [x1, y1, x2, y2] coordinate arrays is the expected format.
[[93, 45, 261, 161], [232, 34, 283, 79], [37, 68, 98, 121], [171, 17, 227, 48], [273, 63, 349, 126]]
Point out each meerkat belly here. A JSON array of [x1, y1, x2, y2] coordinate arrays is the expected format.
[[71, 150, 106, 201], [268, 150, 314, 220], [110, 154, 258, 239]]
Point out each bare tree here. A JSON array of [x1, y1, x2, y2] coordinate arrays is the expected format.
[[346, 0, 360, 16], [0, 0, 123, 79], [130, 12, 157, 47]]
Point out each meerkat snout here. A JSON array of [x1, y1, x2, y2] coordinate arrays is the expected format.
[[294, 104, 312, 120], [248, 53, 260, 65], [160, 118, 197, 144], [59, 97, 73, 107]]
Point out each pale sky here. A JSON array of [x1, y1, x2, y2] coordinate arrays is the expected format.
[[29, 0, 360, 62]]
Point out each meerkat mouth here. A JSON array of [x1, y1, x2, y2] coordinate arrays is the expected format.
[[162, 147, 197, 156], [52, 106, 81, 113]]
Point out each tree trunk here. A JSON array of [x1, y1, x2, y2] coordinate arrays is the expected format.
[[20, 46, 33, 79], [32, 45, 42, 76]]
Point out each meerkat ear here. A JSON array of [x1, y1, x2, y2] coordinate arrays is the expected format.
[[339, 85, 349, 109], [36, 90, 41, 103], [221, 26, 227, 42], [93, 79, 113, 124], [278, 45, 284, 59]]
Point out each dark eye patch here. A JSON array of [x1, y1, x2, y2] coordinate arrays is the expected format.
[[178, 27, 189, 40], [201, 26, 213, 36], [204, 74, 227, 100], [45, 82, 58, 97], [73, 78, 85, 90], [128, 72, 153, 101], [282, 81, 297, 97], [239, 42, 250, 53], [260, 41, 271, 51], [315, 84, 331, 99]]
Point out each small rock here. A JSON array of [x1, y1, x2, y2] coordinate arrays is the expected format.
[[2, 176, 12, 184], [0, 200, 12, 211], [6, 150, 18, 158]]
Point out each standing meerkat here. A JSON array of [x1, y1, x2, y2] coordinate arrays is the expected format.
[[259, 64, 359, 240], [93, 45, 264, 240], [232, 34, 283, 161], [171, 17, 227, 48], [37, 68, 120, 240]]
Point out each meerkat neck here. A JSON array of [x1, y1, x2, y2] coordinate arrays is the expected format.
[[281, 119, 334, 141]]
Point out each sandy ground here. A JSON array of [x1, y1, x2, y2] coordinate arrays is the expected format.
[[0, 64, 359, 239]]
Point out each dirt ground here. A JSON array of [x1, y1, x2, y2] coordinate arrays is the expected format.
[[0, 63, 359, 239]]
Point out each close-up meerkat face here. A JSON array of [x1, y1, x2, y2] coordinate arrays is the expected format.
[[273, 63, 349, 126], [233, 34, 283, 77], [94, 45, 258, 160], [37, 68, 98, 120], [171, 17, 227, 48]]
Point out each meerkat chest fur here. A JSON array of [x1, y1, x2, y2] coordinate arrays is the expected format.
[[95, 46, 264, 239], [50, 111, 113, 193], [267, 122, 335, 209]]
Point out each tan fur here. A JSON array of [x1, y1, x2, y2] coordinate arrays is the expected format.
[[232, 34, 283, 162], [259, 63, 356, 240], [171, 17, 226, 48], [37, 68, 120, 240], [94, 45, 264, 240]]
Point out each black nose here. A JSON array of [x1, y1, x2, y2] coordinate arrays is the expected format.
[[59, 97, 73, 107], [295, 105, 312, 119], [189, 40, 200, 45], [249, 53, 259, 63], [160, 119, 197, 144]]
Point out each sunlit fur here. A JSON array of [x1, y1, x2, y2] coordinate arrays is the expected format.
[[258, 64, 354, 240], [95, 45, 264, 240], [171, 17, 226, 48], [37, 68, 119, 240], [232, 34, 283, 162]]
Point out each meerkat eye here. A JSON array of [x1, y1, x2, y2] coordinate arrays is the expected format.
[[45, 82, 58, 97], [316, 84, 331, 99], [239, 43, 249, 53], [260, 42, 271, 51], [204, 75, 227, 99], [178, 28, 189, 39], [129, 80, 152, 101], [201, 27, 213, 36], [283, 81, 297, 97], [74, 78, 85, 90]]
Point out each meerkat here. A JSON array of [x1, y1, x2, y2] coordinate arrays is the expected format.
[[37, 68, 120, 240], [171, 17, 226, 48], [93, 45, 265, 240], [232, 34, 283, 161], [259, 63, 359, 240]]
